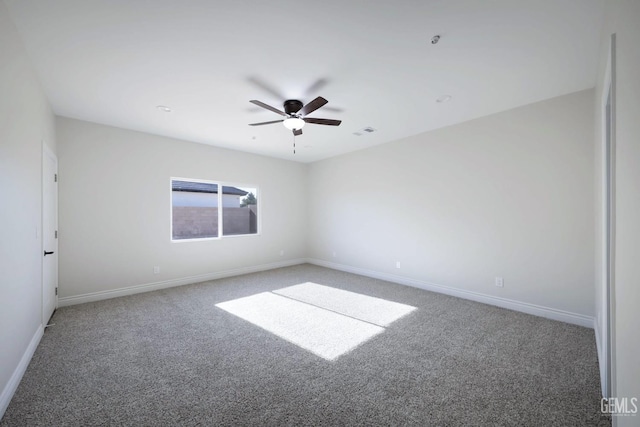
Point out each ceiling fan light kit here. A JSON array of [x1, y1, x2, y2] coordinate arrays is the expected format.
[[283, 117, 305, 130]]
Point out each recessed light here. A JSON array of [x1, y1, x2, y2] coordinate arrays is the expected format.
[[436, 95, 452, 103], [156, 105, 172, 112]]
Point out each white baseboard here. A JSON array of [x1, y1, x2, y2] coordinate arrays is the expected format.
[[58, 257, 595, 329], [307, 258, 595, 328], [0, 324, 43, 419], [58, 258, 307, 307]]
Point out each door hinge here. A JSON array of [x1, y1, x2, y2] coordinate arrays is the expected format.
[[55, 230, 58, 239], [55, 287, 58, 296], [54, 174, 57, 182]]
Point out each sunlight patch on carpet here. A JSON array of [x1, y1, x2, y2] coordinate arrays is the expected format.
[[273, 282, 416, 327], [216, 283, 416, 361]]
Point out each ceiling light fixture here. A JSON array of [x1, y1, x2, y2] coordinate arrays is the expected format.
[[283, 117, 305, 131], [436, 95, 452, 103], [156, 105, 172, 112]]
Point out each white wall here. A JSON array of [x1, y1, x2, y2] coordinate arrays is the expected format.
[[56, 117, 307, 302], [308, 90, 595, 319], [594, 0, 640, 422], [0, 1, 56, 417]]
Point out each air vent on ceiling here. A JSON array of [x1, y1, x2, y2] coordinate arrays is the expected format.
[[353, 127, 376, 136]]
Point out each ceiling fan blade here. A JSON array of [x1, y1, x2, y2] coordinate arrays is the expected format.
[[320, 106, 344, 113], [248, 119, 284, 126], [299, 96, 328, 116], [303, 117, 342, 126], [249, 100, 286, 116], [293, 129, 303, 136], [304, 78, 328, 97], [247, 76, 285, 100]]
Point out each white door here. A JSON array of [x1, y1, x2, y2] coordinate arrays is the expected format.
[[43, 144, 58, 325]]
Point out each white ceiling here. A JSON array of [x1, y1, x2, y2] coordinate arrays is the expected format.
[[5, 0, 605, 163]]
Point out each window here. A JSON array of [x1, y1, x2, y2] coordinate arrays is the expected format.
[[222, 186, 258, 236], [171, 178, 258, 241]]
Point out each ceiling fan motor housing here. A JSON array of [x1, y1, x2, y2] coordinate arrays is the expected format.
[[284, 99, 303, 116]]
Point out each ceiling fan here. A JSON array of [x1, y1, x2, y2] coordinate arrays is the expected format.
[[248, 97, 341, 136]]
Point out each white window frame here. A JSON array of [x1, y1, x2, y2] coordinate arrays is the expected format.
[[170, 177, 260, 242]]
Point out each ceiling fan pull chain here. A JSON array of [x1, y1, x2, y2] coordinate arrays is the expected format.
[[293, 135, 296, 154]]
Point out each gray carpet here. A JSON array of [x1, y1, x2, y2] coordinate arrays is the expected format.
[[1, 264, 610, 426]]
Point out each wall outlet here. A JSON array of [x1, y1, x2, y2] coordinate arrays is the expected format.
[[396, 261, 401, 269], [495, 277, 504, 287], [153, 266, 160, 274], [279, 249, 284, 256]]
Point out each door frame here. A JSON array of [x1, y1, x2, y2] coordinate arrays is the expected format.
[[42, 141, 58, 326], [599, 33, 616, 399]]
